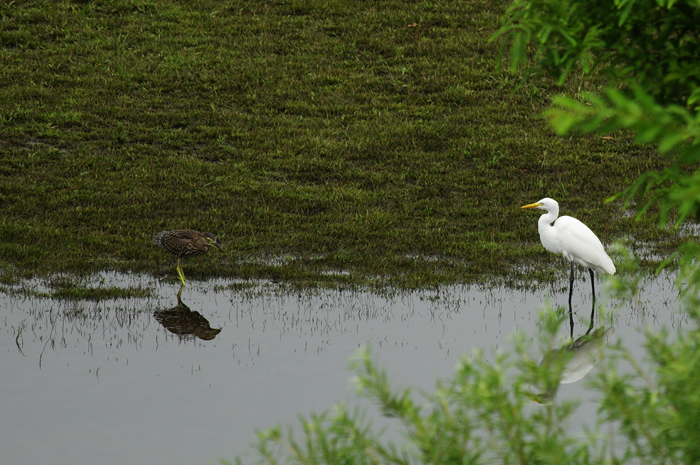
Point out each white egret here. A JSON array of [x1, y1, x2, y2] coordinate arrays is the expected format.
[[521, 198, 615, 306]]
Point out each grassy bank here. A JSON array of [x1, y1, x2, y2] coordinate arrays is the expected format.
[[0, 0, 683, 289]]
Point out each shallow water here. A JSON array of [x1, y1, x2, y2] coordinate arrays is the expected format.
[[0, 271, 690, 465]]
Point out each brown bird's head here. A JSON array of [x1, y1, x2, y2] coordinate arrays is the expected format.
[[203, 232, 223, 252]]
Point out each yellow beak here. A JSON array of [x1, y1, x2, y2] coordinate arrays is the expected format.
[[521, 202, 542, 209]]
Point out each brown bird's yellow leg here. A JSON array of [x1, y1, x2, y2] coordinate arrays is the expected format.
[[176, 258, 186, 286]]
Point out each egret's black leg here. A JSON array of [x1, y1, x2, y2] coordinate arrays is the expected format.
[[586, 307, 595, 334], [568, 261, 575, 309], [586, 268, 596, 334], [568, 261, 575, 338], [569, 300, 574, 338]]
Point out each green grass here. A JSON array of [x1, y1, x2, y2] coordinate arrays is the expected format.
[[0, 0, 685, 290]]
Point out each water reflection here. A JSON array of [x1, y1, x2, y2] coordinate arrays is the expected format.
[[153, 286, 222, 341], [0, 272, 688, 465], [570, 291, 596, 338], [529, 305, 615, 404]]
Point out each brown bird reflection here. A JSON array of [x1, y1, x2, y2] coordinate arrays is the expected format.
[[154, 288, 222, 341]]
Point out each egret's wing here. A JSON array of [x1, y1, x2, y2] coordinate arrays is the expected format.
[[554, 216, 615, 273]]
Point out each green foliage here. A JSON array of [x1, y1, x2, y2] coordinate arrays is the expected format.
[[254, 407, 411, 465], [593, 316, 700, 464], [546, 86, 700, 233], [493, 0, 700, 104]]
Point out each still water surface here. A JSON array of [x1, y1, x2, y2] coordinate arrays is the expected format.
[[0, 272, 690, 465]]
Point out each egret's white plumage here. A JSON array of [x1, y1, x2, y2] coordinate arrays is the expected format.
[[521, 198, 615, 304]]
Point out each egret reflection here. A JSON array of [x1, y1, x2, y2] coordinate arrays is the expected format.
[[153, 287, 222, 341], [527, 325, 615, 404]]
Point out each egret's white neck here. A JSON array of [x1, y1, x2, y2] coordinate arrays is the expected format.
[[538, 207, 559, 233]]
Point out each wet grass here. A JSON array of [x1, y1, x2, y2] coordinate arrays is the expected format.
[[0, 0, 687, 291], [0, 274, 154, 300], [41, 276, 152, 300]]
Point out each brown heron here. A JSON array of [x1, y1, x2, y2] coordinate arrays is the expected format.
[[153, 229, 222, 285]]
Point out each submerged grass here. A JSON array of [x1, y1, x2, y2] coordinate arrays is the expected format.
[[0, 0, 686, 290], [0, 273, 154, 300]]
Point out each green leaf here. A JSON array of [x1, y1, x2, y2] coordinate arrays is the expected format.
[[557, 59, 575, 85], [635, 125, 664, 144], [678, 144, 700, 163], [538, 24, 553, 43], [547, 112, 581, 134], [658, 131, 687, 153], [556, 26, 578, 47], [617, 0, 636, 25], [688, 89, 700, 106], [510, 31, 528, 73]]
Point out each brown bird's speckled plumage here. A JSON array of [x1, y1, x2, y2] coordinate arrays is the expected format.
[[153, 229, 222, 286]]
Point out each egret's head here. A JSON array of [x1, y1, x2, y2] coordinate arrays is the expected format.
[[521, 197, 557, 212]]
